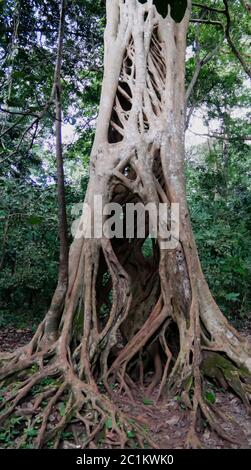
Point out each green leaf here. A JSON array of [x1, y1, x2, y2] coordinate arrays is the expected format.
[[25, 428, 38, 437], [205, 390, 216, 404], [225, 292, 240, 302], [27, 215, 42, 225], [105, 417, 113, 430], [59, 402, 66, 417], [10, 416, 22, 425], [142, 398, 154, 405], [62, 431, 73, 439], [127, 429, 136, 438]]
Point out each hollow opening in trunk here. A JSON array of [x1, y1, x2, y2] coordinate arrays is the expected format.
[[96, 250, 113, 332], [108, 37, 134, 144], [122, 164, 137, 180]]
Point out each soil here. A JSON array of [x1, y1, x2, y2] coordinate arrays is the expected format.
[[0, 326, 34, 352], [0, 325, 251, 449]]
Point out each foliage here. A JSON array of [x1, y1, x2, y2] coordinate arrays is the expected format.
[[186, 136, 251, 324]]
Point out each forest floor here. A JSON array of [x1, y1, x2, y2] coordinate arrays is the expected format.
[[0, 325, 251, 449]]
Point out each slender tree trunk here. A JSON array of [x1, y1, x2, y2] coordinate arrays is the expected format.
[[0, 0, 250, 449], [43, 0, 69, 343]]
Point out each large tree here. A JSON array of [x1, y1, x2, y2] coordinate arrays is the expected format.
[[0, 0, 251, 449]]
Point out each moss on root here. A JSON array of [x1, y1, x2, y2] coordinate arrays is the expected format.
[[202, 352, 251, 408]]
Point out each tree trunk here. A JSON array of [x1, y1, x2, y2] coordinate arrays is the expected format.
[[0, 0, 250, 449], [43, 0, 69, 344]]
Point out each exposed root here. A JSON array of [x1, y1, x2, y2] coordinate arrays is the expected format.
[[1, 298, 250, 450], [0, 348, 158, 449]]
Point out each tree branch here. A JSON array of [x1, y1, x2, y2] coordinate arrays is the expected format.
[[188, 128, 251, 141], [0, 117, 40, 163], [186, 42, 220, 103], [190, 18, 223, 26], [0, 106, 40, 117], [192, 3, 225, 14], [191, 1, 251, 79], [186, 14, 220, 123], [223, 0, 251, 78], [0, 100, 53, 163], [0, 114, 27, 139]]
